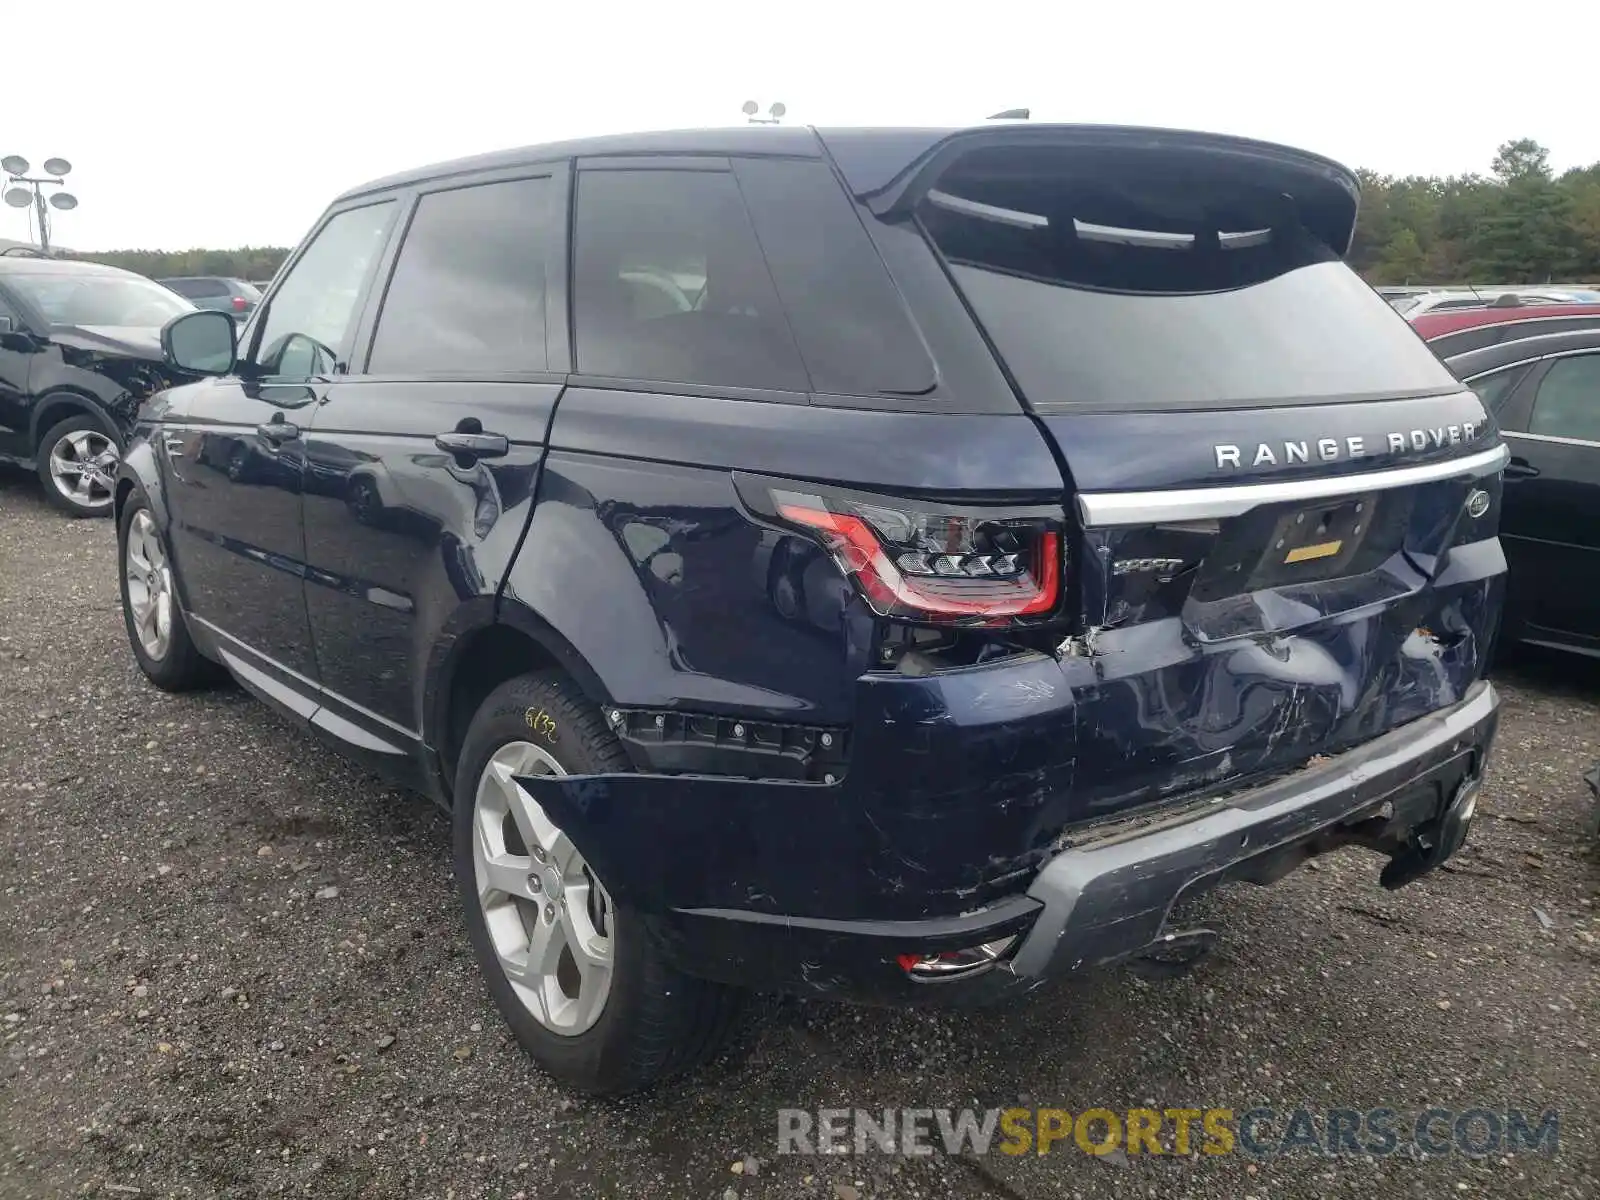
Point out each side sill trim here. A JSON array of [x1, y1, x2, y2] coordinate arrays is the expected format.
[[1077, 444, 1509, 528]]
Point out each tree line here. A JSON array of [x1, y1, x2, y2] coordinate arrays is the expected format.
[[69, 138, 1600, 289], [72, 245, 292, 283], [1336, 138, 1597, 285]]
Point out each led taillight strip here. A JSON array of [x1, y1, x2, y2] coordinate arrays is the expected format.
[[778, 503, 1060, 619]]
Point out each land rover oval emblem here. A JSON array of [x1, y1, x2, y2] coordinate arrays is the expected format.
[[1466, 488, 1491, 518]]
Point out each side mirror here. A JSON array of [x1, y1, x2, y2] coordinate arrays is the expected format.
[[161, 309, 237, 376]]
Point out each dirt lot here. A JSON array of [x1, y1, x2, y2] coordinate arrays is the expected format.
[[1, 466, 1597, 1200]]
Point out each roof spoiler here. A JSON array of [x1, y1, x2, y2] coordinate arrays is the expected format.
[[817, 124, 1363, 257]]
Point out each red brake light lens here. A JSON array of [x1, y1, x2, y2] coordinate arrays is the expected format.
[[770, 487, 1062, 624], [232, 296, 247, 311]]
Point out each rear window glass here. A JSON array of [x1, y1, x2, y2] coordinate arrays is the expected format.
[[918, 148, 1460, 412], [165, 278, 226, 298]]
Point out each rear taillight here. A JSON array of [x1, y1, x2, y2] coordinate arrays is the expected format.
[[738, 474, 1064, 625], [231, 296, 247, 311]]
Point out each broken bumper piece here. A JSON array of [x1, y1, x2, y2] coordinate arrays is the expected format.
[[521, 680, 1498, 1004], [1010, 679, 1499, 979]]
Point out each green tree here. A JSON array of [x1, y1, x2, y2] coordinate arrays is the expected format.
[[1376, 228, 1426, 282]]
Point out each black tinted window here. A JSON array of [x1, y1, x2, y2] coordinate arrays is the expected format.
[[1529, 355, 1600, 441], [573, 167, 807, 391], [1464, 365, 1528, 414], [369, 176, 556, 375], [1432, 315, 1600, 359], [919, 148, 1460, 411], [733, 158, 934, 397], [164, 278, 225, 298]]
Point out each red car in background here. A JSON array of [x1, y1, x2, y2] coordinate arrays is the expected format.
[[1414, 302, 1600, 358]]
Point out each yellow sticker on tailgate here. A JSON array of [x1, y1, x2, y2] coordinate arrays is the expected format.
[[1284, 539, 1344, 564]]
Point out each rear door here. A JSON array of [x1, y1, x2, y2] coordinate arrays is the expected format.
[[901, 130, 1507, 807], [298, 166, 566, 753], [1497, 351, 1600, 648]]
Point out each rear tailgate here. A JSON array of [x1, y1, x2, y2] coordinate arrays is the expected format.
[[895, 126, 1508, 814]]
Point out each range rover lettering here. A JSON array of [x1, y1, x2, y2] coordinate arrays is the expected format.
[[113, 123, 1507, 1094]]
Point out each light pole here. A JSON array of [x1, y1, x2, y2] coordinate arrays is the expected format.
[[741, 100, 787, 125], [2, 156, 78, 255]]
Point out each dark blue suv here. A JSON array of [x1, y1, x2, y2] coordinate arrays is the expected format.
[[115, 123, 1507, 1093]]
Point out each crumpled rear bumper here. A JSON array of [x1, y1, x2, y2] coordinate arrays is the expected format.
[[1008, 678, 1497, 979], [522, 680, 1498, 1003]]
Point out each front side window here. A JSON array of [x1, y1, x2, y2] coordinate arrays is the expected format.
[[368, 176, 555, 375], [5, 272, 192, 327], [1528, 355, 1600, 441], [253, 202, 396, 378], [572, 167, 807, 392]]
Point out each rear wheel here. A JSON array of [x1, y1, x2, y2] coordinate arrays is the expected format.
[[117, 493, 222, 691], [38, 415, 119, 517], [453, 670, 742, 1094]]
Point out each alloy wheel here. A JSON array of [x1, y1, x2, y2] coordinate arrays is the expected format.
[[49, 429, 118, 512], [473, 741, 615, 1035], [124, 509, 174, 660]]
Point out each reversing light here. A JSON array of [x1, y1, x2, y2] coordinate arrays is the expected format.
[[896, 935, 1019, 982]]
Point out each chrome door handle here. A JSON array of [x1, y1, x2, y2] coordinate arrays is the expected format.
[[434, 430, 509, 459]]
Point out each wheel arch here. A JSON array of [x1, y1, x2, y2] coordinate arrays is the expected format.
[[30, 389, 121, 453], [426, 596, 615, 804], [112, 438, 171, 533]]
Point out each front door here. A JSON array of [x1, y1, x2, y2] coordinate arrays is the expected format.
[[299, 168, 568, 740], [1499, 351, 1600, 648], [163, 200, 399, 679]]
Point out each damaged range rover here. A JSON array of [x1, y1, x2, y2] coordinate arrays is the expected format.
[[0, 255, 197, 515], [113, 123, 1507, 1094]]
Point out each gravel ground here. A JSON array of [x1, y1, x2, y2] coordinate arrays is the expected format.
[[1, 465, 1597, 1200]]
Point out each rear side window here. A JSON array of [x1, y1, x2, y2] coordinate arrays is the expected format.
[[1529, 355, 1600, 441], [1464, 365, 1528, 413], [573, 167, 808, 392], [918, 145, 1460, 412], [369, 176, 556, 375], [733, 158, 934, 397]]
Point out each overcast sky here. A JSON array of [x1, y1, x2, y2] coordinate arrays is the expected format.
[[6, 1, 1597, 252]]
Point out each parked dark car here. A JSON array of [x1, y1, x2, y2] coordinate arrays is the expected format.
[[1444, 328, 1600, 657], [157, 276, 262, 319], [115, 123, 1507, 1094], [0, 257, 196, 514]]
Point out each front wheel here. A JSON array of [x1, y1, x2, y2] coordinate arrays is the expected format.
[[38, 415, 119, 516], [453, 670, 742, 1094], [117, 493, 223, 691]]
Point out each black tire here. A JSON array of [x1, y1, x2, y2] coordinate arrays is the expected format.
[[36, 414, 119, 517], [453, 670, 743, 1094], [117, 491, 224, 691]]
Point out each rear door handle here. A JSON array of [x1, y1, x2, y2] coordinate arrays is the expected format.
[[435, 430, 509, 459], [1503, 459, 1539, 479], [257, 420, 300, 444]]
